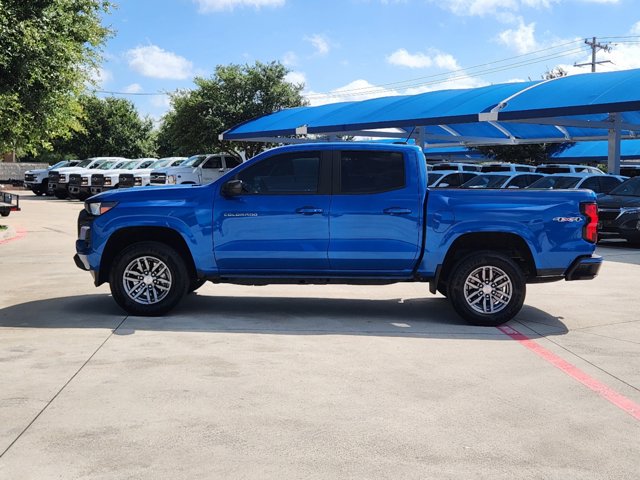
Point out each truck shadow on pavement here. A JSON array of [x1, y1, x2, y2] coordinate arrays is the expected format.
[[0, 293, 569, 339]]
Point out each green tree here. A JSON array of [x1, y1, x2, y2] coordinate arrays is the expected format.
[[157, 61, 307, 158], [473, 143, 574, 165], [0, 0, 112, 154], [54, 95, 156, 158]]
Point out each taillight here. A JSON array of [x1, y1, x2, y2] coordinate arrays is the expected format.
[[581, 202, 598, 243]]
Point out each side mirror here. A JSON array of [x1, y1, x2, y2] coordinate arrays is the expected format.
[[222, 179, 243, 197]]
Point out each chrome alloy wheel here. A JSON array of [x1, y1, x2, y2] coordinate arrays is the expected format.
[[463, 266, 513, 314], [122, 256, 172, 305]]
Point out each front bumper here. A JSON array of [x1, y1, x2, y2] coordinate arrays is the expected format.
[[565, 255, 602, 281], [74, 209, 97, 280]]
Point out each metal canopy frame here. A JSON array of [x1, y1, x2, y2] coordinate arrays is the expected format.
[[221, 69, 640, 174]]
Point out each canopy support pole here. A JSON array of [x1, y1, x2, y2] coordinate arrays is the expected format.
[[608, 113, 621, 175], [416, 126, 426, 150]]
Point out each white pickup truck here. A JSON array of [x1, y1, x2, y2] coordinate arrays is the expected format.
[[118, 157, 188, 189], [88, 159, 160, 195], [69, 159, 130, 200], [24, 160, 80, 195], [149, 154, 242, 185]]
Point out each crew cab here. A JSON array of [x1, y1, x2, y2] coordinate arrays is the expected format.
[[74, 143, 602, 326], [24, 160, 80, 196], [149, 154, 242, 185]]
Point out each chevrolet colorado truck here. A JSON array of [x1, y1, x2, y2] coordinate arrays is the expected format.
[[74, 143, 602, 326]]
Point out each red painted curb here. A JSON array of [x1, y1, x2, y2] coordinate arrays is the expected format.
[[0, 227, 27, 245], [498, 325, 640, 421]]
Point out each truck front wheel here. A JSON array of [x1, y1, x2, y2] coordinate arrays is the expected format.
[[109, 241, 189, 316], [447, 251, 525, 326]]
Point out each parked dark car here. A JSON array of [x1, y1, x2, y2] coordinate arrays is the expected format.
[[597, 177, 640, 244]]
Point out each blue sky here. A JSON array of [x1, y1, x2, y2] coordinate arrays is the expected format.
[[94, 0, 640, 121]]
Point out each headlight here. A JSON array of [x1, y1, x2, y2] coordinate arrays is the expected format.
[[59, 175, 67, 183], [167, 175, 176, 184], [105, 177, 112, 186], [620, 207, 640, 216], [85, 201, 118, 216], [81, 177, 89, 186], [134, 176, 142, 186]]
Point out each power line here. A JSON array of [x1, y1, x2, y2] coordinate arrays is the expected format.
[[307, 46, 587, 100]]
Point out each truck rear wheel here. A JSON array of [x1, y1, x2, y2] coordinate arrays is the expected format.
[[109, 241, 189, 316], [447, 251, 525, 326]]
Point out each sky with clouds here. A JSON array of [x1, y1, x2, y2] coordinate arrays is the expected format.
[[95, 0, 640, 120]]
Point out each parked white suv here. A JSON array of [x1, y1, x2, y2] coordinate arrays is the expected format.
[[149, 154, 242, 185], [536, 164, 604, 175], [480, 162, 536, 173], [431, 162, 481, 172]]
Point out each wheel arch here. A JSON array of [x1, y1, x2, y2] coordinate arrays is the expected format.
[[98, 227, 197, 286], [434, 231, 536, 293]]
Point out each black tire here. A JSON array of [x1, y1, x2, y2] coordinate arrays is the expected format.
[[0, 211, 9, 217], [189, 278, 207, 293], [447, 251, 526, 326], [436, 284, 448, 297], [109, 241, 189, 316], [54, 190, 68, 199]]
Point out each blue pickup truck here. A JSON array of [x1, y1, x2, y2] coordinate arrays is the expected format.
[[74, 143, 602, 326]]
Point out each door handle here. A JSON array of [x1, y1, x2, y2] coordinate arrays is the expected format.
[[296, 207, 323, 215], [384, 207, 412, 215]]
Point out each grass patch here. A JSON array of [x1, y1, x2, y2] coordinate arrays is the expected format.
[[0, 225, 7, 231]]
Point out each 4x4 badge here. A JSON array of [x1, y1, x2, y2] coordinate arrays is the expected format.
[[553, 216, 582, 223]]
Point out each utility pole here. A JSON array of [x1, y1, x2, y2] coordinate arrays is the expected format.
[[574, 37, 612, 72]]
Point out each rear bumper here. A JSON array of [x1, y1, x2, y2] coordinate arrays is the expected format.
[[565, 254, 602, 281]]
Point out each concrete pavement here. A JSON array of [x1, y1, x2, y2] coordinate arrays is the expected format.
[[0, 190, 638, 479]]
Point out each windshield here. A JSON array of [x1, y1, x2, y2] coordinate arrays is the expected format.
[[50, 160, 69, 169], [119, 161, 140, 170], [138, 160, 155, 169], [427, 172, 445, 186], [89, 160, 107, 169], [170, 159, 186, 166], [182, 155, 207, 167], [463, 175, 508, 188], [98, 161, 118, 169], [528, 176, 581, 189], [609, 177, 640, 197], [111, 161, 128, 169], [76, 159, 92, 168], [150, 159, 172, 168]]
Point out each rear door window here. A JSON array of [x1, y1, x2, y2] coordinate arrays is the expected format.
[[339, 150, 405, 194]]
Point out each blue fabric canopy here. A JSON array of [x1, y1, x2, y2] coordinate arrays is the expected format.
[[551, 140, 640, 161], [222, 68, 640, 147]]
